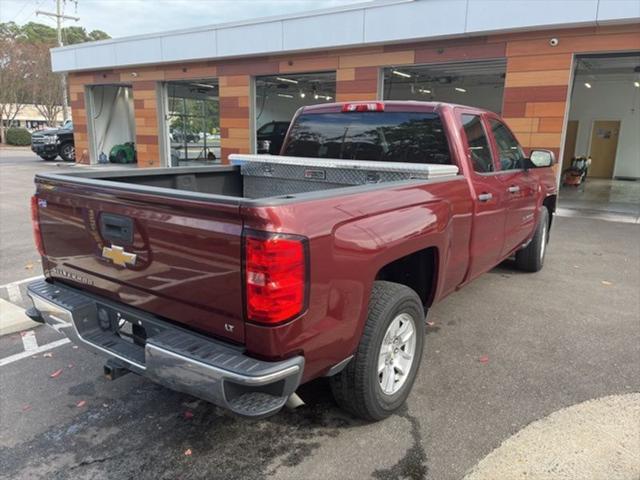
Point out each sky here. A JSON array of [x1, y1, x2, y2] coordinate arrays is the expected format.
[[1, 0, 370, 39]]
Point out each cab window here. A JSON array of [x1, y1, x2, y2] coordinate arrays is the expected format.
[[258, 123, 275, 135], [461, 114, 494, 173], [283, 111, 451, 164], [490, 119, 525, 170]]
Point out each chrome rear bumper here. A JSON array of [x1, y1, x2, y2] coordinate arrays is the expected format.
[[27, 280, 303, 418]]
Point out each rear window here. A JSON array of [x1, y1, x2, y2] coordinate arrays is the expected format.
[[282, 111, 451, 164]]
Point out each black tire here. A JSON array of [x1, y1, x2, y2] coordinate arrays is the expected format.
[[40, 155, 57, 161], [59, 142, 75, 162], [330, 281, 425, 421], [515, 208, 550, 272]]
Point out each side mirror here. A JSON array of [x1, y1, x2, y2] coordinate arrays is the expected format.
[[527, 149, 555, 168]]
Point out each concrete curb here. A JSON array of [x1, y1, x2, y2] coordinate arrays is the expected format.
[[464, 393, 640, 480], [0, 145, 31, 151], [0, 298, 40, 336]]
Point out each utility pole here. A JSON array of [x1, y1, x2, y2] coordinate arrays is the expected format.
[[37, 0, 79, 122]]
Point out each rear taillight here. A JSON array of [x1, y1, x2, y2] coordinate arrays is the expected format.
[[31, 195, 45, 256], [342, 102, 385, 112], [244, 231, 308, 325]]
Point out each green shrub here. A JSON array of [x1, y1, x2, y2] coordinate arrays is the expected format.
[[6, 127, 32, 146]]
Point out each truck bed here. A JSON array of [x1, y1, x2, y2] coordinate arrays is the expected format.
[[37, 155, 458, 203], [34, 155, 458, 345]]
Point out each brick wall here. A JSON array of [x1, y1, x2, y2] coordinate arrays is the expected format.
[[68, 23, 640, 166], [131, 81, 161, 167]]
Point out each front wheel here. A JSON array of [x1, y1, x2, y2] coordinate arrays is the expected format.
[[330, 281, 425, 421], [59, 142, 75, 162], [515, 208, 549, 272]]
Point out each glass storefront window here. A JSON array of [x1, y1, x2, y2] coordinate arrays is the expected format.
[[165, 79, 220, 166]]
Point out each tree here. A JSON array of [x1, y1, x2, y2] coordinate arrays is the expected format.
[[29, 43, 64, 126], [0, 21, 111, 45], [19, 21, 57, 43], [62, 26, 90, 45], [0, 21, 20, 40], [0, 21, 111, 141], [88, 30, 109, 42], [0, 39, 30, 143]]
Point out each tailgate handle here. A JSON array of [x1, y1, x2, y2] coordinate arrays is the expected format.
[[99, 213, 134, 245]]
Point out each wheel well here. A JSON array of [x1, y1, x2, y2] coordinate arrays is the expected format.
[[375, 247, 437, 307]]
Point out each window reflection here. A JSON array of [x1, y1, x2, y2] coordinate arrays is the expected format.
[[283, 112, 451, 164]]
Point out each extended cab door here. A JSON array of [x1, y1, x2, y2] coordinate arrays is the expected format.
[[457, 110, 507, 279], [486, 117, 538, 256]]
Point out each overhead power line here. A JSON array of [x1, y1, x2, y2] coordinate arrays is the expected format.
[[36, 0, 80, 122]]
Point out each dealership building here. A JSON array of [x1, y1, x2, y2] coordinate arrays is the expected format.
[[50, 0, 639, 181]]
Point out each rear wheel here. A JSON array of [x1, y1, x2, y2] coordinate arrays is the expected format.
[[515, 208, 549, 272], [59, 142, 75, 162], [330, 281, 425, 421]]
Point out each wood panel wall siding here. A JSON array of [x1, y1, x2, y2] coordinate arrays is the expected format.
[[132, 82, 161, 167], [336, 66, 379, 101], [66, 23, 639, 167], [68, 75, 91, 163], [278, 52, 339, 74], [219, 75, 251, 162]]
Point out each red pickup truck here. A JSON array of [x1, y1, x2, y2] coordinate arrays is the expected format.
[[27, 101, 557, 420]]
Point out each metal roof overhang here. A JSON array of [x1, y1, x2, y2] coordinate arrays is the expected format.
[[50, 0, 640, 73]]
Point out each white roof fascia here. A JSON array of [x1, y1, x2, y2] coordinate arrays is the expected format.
[[50, 0, 640, 73]]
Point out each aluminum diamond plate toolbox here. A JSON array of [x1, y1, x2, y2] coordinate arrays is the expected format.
[[231, 154, 459, 178], [230, 154, 459, 198]]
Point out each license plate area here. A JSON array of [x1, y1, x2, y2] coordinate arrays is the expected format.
[[96, 305, 148, 346], [74, 302, 168, 368]]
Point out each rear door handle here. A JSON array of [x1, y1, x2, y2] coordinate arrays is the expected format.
[[507, 185, 520, 193], [478, 193, 493, 202]]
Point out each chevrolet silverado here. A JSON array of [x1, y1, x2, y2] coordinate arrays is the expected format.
[[26, 101, 557, 420]]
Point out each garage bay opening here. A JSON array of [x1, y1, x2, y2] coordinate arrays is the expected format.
[[254, 72, 336, 155], [560, 53, 640, 219], [87, 85, 136, 165]]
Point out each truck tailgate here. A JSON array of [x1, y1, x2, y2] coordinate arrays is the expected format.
[[35, 181, 245, 344]]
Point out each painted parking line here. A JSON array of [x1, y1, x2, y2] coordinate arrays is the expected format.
[[0, 275, 44, 290], [6, 282, 23, 303], [0, 275, 44, 311], [21, 330, 38, 351], [0, 338, 70, 367]]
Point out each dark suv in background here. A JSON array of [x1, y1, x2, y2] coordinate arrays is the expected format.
[[31, 120, 75, 162], [256, 121, 290, 154]]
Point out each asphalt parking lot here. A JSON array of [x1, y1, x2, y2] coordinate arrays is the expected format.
[[0, 149, 638, 480], [0, 149, 76, 284]]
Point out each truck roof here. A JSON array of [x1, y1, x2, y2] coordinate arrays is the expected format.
[[299, 100, 490, 115]]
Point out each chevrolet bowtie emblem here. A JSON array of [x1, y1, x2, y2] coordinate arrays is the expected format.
[[102, 245, 137, 267]]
